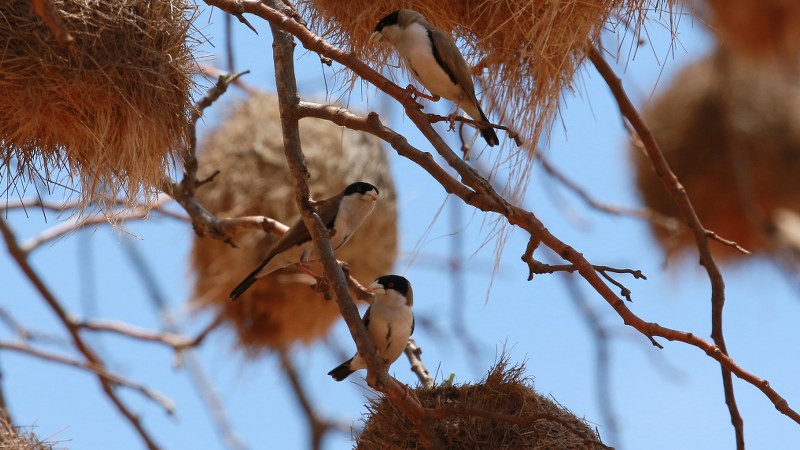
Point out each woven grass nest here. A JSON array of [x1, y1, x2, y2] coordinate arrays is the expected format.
[[702, 0, 800, 64], [300, 0, 675, 158], [190, 93, 398, 352], [0, 0, 195, 208], [358, 359, 605, 449], [633, 49, 800, 261], [0, 417, 54, 450]]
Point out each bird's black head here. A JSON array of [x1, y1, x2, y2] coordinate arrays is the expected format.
[[374, 274, 410, 297], [374, 10, 401, 33], [344, 181, 379, 197]]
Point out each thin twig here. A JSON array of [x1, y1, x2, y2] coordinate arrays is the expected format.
[[0, 341, 175, 415], [404, 338, 434, 388], [278, 350, 348, 450], [536, 153, 680, 233], [0, 218, 163, 450]]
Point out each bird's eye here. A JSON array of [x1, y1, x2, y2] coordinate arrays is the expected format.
[[387, 282, 394, 288]]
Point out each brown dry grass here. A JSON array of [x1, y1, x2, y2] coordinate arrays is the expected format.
[[358, 358, 604, 449], [633, 49, 800, 261], [0, 0, 196, 209], [0, 416, 56, 450], [300, 0, 676, 187], [190, 94, 398, 352]]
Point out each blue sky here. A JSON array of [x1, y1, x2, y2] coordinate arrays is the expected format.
[[3, 4, 800, 450]]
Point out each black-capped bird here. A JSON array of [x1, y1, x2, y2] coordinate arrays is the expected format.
[[328, 275, 415, 381], [370, 9, 500, 147], [229, 182, 380, 301]]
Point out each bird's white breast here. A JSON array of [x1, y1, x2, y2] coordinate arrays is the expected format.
[[328, 195, 375, 250], [368, 298, 414, 364], [395, 22, 463, 102]]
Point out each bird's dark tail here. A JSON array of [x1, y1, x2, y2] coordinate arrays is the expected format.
[[327, 358, 355, 382], [230, 256, 275, 301], [477, 106, 499, 147]]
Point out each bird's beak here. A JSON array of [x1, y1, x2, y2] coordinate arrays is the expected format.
[[370, 192, 379, 202], [367, 282, 385, 295], [368, 31, 381, 45]]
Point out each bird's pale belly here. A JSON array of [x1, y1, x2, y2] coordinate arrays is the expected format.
[[404, 53, 462, 103]]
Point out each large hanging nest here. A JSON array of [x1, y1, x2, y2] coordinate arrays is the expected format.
[[300, 0, 676, 174], [190, 94, 398, 352], [632, 49, 800, 261], [0, 0, 196, 208], [358, 359, 605, 449], [700, 0, 800, 64]]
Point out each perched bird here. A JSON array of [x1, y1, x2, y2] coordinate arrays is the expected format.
[[229, 182, 380, 301], [370, 9, 499, 147], [328, 274, 415, 381]]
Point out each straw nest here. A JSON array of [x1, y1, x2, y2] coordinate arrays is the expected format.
[[300, 0, 675, 165], [701, 0, 800, 64], [0, 417, 54, 450], [190, 93, 398, 352], [358, 359, 605, 449], [632, 49, 800, 260], [0, 0, 195, 208]]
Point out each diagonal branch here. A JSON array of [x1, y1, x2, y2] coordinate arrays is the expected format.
[[587, 46, 744, 449], [0, 341, 174, 414], [202, 0, 800, 438], [0, 218, 163, 450], [265, 8, 444, 448]]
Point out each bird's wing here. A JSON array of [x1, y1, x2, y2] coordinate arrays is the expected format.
[[315, 195, 342, 230], [263, 193, 342, 257], [429, 28, 479, 104], [362, 305, 372, 329], [262, 215, 312, 258], [411, 313, 415, 335]]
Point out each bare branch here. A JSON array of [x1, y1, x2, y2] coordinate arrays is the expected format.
[[536, 153, 681, 233], [265, 9, 444, 448], [278, 350, 349, 450], [0, 340, 174, 415], [588, 46, 745, 447], [200, 0, 800, 436], [404, 338, 434, 388], [0, 218, 164, 450]]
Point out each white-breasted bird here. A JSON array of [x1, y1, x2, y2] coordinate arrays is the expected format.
[[229, 182, 380, 301], [370, 9, 499, 147], [328, 274, 415, 381]]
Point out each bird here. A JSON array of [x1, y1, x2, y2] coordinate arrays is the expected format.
[[229, 182, 380, 301], [328, 274, 415, 381], [370, 9, 500, 147]]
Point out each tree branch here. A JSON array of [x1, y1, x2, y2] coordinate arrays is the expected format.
[[201, 0, 800, 438], [0, 218, 163, 450], [0, 340, 174, 415], [587, 45, 745, 448], [265, 8, 444, 447]]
